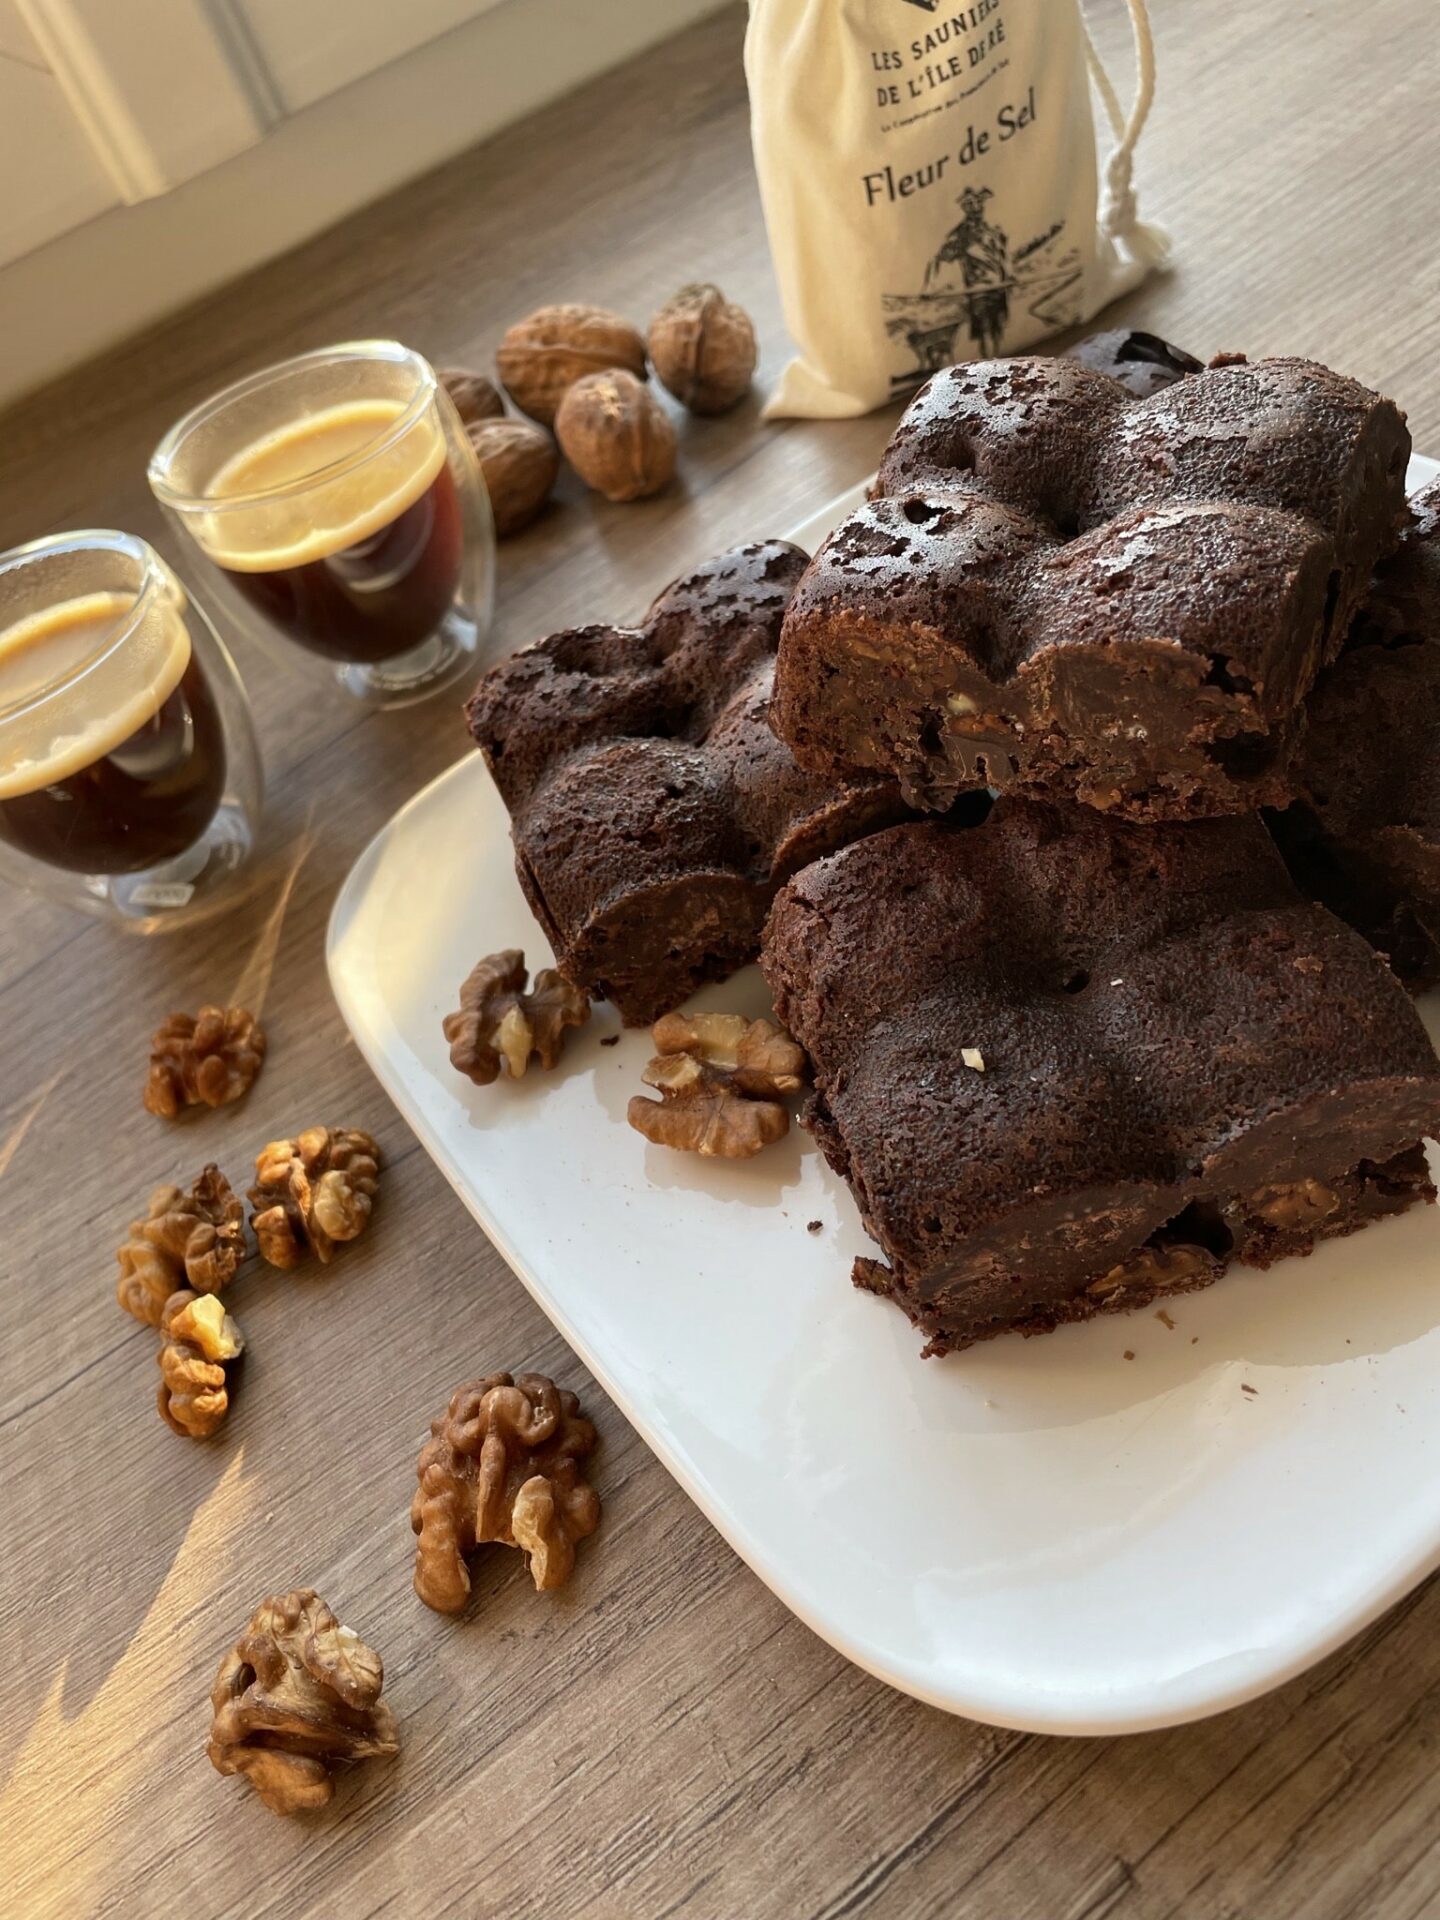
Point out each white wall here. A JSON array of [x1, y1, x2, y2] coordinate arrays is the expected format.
[[0, 0, 726, 405]]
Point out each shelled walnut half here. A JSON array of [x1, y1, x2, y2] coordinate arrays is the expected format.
[[247, 1128, 380, 1269], [208, 1589, 399, 1815], [116, 1164, 246, 1325], [627, 1012, 806, 1158], [157, 1288, 244, 1437], [412, 1372, 601, 1605], [442, 948, 589, 1085], [144, 1005, 266, 1117]]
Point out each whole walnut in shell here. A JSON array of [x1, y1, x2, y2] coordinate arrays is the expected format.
[[555, 370, 676, 503], [467, 418, 558, 536], [497, 304, 647, 425], [439, 366, 505, 428], [648, 284, 757, 415]]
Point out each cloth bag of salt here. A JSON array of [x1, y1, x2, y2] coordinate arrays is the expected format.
[[745, 0, 1168, 417]]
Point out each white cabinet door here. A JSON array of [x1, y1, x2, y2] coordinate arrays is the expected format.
[[238, 0, 503, 114], [0, 2, 116, 267]]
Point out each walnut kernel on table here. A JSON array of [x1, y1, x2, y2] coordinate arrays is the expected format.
[[412, 1372, 601, 1605], [442, 948, 590, 1085], [144, 1006, 266, 1118], [627, 1012, 806, 1158], [247, 1128, 380, 1269], [496, 302, 648, 425], [208, 1588, 399, 1816], [555, 369, 677, 503], [116, 1164, 246, 1325], [157, 1288, 244, 1438], [648, 284, 758, 415]]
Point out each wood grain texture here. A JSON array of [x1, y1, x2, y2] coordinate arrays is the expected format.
[[3, 4, 1440, 1915]]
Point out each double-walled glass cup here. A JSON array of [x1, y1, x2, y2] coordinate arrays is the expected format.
[[0, 529, 263, 930], [147, 340, 496, 709]]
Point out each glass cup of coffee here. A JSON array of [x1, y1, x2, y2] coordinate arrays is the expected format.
[[0, 529, 263, 929], [147, 340, 496, 709]]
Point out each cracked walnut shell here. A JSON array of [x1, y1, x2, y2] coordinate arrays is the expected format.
[[554, 369, 676, 503], [144, 1006, 266, 1117], [116, 1164, 246, 1325], [208, 1588, 399, 1815], [412, 1372, 600, 1604], [648, 283, 757, 415], [442, 948, 590, 1085], [496, 303, 647, 425], [627, 1012, 806, 1157], [248, 1128, 380, 1269], [157, 1288, 244, 1437]]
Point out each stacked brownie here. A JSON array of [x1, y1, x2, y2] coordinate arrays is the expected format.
[[469, 332, 1440, 1357], [760, 337, 1440, 1352], [466, 540, 912, 1025]]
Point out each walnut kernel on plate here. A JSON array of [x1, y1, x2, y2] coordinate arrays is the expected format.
[[247, 1127, 380, 1269], [144, 1006, 266, 1117], [412, 1372, 601, 1605], [443, 948, 589, 1085], [116, 1164, 246, 1325], [627, 1012, 807, 1157], [208, 1589, 399, 1816]]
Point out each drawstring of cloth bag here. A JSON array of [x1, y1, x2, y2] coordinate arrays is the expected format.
[[1081, 0, 1171, 270]]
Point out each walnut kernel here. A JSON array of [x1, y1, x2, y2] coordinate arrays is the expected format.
[[144, 1006, 266, 1117], [496, 303, 647, 425], [554, 369, 676, 503], [468, 418, 558, 536], [627, 1011, 806, 1157], [439, 366, 505, 427], [157, 1288, 244, 1437], [442, 949, 589, 1085], [247, 1127, 380, 1269], [648, 283, 757, 415], [412, 1372, 600, 1604], [116, 1164, 246, 1325], [208, 1589, 399, 1815]]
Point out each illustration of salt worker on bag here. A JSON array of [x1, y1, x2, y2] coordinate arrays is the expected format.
[[882, 187, 1086, 397]]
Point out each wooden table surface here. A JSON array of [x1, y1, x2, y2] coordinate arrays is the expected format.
[[5, 4, 1440, 1914]]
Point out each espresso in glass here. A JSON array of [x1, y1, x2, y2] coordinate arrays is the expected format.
[[0, 530, 263, 928], [198, 398, 463, 664], [0, 589, 226, 872], [149, 341, 496, 710]]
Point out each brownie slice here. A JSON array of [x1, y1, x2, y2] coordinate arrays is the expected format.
[[761, 797, 1440, 1355], [771, 353, 1410, 822], [1268, 480, 1440, 989], [466, 541, 909, 1026]]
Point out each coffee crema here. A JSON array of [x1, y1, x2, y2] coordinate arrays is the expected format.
[[191, 398, 463, 663], [0, 588, 227, 873]]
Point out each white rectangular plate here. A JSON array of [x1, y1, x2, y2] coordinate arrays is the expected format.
[[328, 456, 1440, 1736]]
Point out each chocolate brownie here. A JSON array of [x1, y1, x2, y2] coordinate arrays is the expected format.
[[466, 541, 909, 1026], [762, 797, 1440, 1354], [1268, 480, 1440, 989], [771, 354, 1410, 821]]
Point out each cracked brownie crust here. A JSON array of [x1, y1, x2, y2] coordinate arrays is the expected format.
[[466, 541, 908, 1026], [761, 798, 1440, 1354], [771, 354, 1410, 822], [1269, 479, 1440, 989]]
